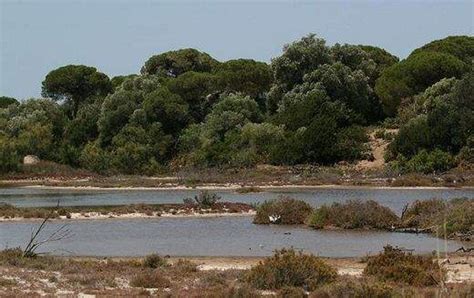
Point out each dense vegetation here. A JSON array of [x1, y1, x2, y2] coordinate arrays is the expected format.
[[1, 35, 472, 175]]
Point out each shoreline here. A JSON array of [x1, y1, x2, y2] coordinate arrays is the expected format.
[[0, 210, 256, 222], [4, 182, 473, 191]]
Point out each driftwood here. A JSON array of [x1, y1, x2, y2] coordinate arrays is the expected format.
[[23, 201, 71, 257], [455, 247, 473, 253]]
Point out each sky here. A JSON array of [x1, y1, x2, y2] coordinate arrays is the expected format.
[[1, 0, 472, 100]]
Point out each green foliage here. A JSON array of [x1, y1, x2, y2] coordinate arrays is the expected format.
[[142, 87, 190, 136], [308, 200, 398, 230], [375, 36, 472, 116], [98, 89, 145, 146], [166, 71, 216, 121], [364, 245, 445, 286], [214, 59, 273, 101], [79, 142, 110, 174], [272, 34, 332, 90], [253, 197, 313, 225], [141, 48, 219, 77], [402, 149, 456, 174], [0, 96, 18, 109], [0, 137, 20, 173], [110, 74, 138, 89], [41, 65, 112, 117], [246, 249, 337, 290], [410, 35, 474, 64]]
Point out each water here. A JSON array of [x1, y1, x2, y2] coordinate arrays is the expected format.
[[1, 187, 473, 214], [1, 187, 471, 257], [0, 217, 463, 257]]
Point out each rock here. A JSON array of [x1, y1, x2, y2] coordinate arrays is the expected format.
[[23, 155, 40, 165]]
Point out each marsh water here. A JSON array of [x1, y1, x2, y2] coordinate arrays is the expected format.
[[0, 187, 472, 257]]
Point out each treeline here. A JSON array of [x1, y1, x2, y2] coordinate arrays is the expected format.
[[0, 35, 472, 174]]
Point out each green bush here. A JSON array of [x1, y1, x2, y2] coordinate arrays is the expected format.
[[246, 249, 337, 290], [0, 139, 20, 173], [308, 200, 398, 230], [363, 245, 445, 286], [253, 197, 313, 225], [404, 149, 456, 174]]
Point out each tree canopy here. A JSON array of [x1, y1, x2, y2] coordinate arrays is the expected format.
[[42, 65, 113, 117], [2, 34, 472, 175]]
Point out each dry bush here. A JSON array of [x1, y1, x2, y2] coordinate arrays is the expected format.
[[253, 197, 313, 224], [308, 200, 398, 230], [363, 245, 445, 286], [171, 259, 198, 275], [130, 270, 171, 288], [401, 198, 445, 228], [277, 286, 308, 297], [246, 249, 337, 290], [310, 277, 393, 298], [401, 198, 473, 240], [143, 253, 167, 268]]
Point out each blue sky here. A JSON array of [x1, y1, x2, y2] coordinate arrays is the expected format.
[[1, 0, 472, 99]]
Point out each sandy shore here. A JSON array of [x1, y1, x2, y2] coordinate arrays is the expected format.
[[0, 210, 256, 222], [8, 182, 473, 191]]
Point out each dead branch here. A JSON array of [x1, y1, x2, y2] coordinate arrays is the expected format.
[[23, 201, 71, 257]]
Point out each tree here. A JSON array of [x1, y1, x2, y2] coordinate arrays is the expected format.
[[141, 48, 219, 77], [143, 87, 190, 136], [111, 74, 139, 89], [375, 41, 471, 116], [214, 59, 273, 101], [410, 36, 474, 64], [0, 96, 18, 109], [271, 34, 332, 90], [166, 71, 216, 122], [42, 65, 112, 117], [98, 90, 144, 146]]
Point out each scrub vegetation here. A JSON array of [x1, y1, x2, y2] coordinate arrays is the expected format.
[[0, 247, 471, 297], [1, 35, 472, 179]]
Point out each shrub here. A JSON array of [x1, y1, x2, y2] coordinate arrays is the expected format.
[[363, 245, 445, 286], [253, 197, 313, 225], [310, 278, 393, 298], [246, 249, 337, 290], [308, 200, 398, 230], [277, 286, 307, 297], [401, 198, 473, 240], [183, 191, 222, 208], [436, 198, 473, 239], [401, 199, 445, 228], [404, 149, 456, 174], [143, 254, 167, 268], [130, 270, 171, 288], [0, 139, 20, 173], [172, 259, 198, 274]]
